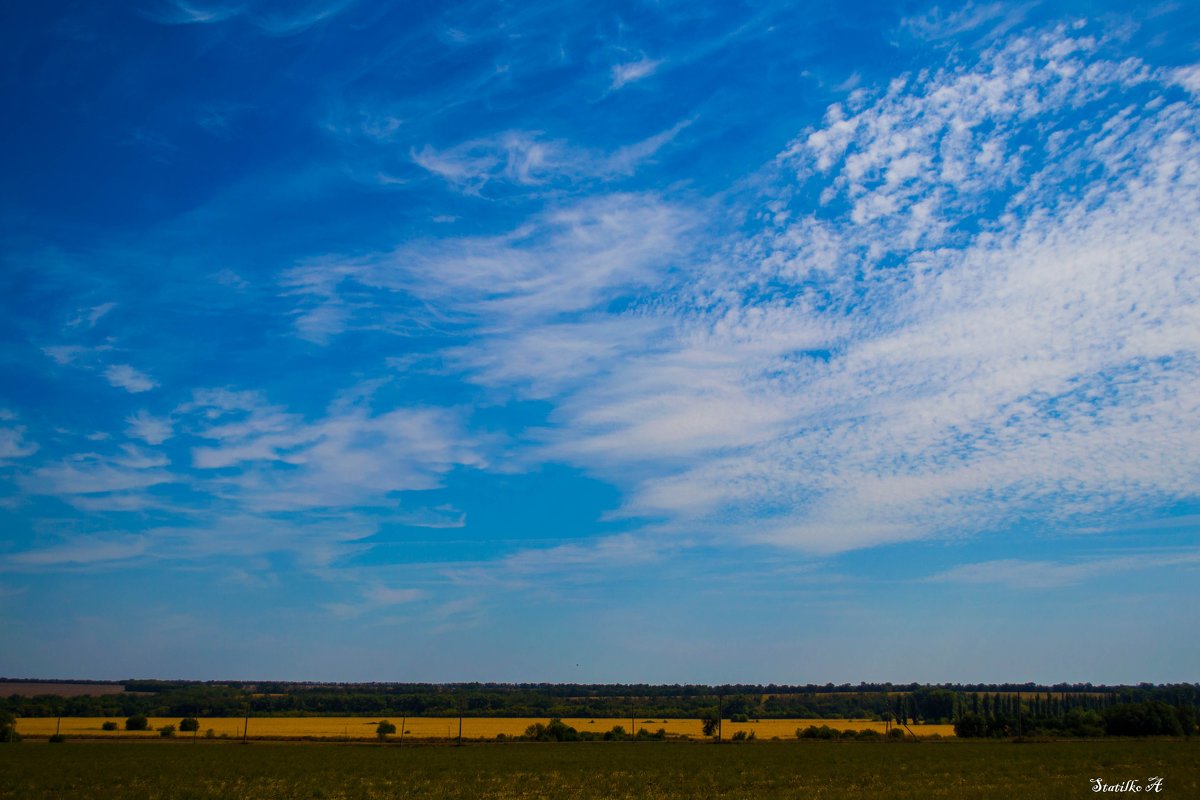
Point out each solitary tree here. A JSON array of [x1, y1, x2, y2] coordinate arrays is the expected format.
[[702, 714, 720, 738], [0, 710, 20, 743], [126, 715, 149, 731], [180, 718, 200, 733], [377, 720, 397, 740]]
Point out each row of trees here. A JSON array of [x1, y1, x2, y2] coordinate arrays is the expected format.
[[3, 683, 1196, 727], [954, 698, 1196, 738]]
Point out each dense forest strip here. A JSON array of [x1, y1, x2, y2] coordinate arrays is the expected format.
[[2, 681, 1196, 738]]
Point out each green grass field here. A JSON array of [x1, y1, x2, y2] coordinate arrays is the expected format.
[[1, 739, 1195, 799]]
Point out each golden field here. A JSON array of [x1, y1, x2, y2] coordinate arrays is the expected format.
[[13, 716, 956, 740]]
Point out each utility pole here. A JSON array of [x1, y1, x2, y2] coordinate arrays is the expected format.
[[457, 696, 464, 746], [399, 714, 405, 748]]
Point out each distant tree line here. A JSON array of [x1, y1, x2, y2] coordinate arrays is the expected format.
[[1, 681, 1196, 737], [952, 691, 1198, 738]]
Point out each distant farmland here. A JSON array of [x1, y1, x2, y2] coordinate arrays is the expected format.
[[12, 716, 957, 740]]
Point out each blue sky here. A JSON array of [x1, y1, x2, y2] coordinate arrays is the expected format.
[[2, 1, 1198, 683]]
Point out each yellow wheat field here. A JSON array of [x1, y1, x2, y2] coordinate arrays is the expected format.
[[13, 716, 956, 740]]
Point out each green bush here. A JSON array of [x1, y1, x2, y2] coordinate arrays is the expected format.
[[797, 725, 839, 740], [48, 734, 66, 744], [101, 721, 119, 731], [180, 718, 200, 733], [159, 725, 176, 738], [523, 719, 579, 741], [126, 715, 149, 731], [376, 720, 396, 740]]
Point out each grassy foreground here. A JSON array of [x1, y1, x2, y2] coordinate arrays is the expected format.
[[0, 739, 1195, 799]]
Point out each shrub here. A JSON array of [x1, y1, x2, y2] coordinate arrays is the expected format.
[[730, 730, 748, 741], [125, 716, 149, 731], [376, 720, 396, 740], [159, 725, 176, 738], [101, 721, 119, 731], [48, 734, 66, 743], [797, 725, 839, 740], [180, 718, 200, 733], [523, 719, 579, 742], [730, 713, 749, 723], [205, 729, 216, 739]]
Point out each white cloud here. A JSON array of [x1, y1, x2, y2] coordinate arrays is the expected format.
[[184, 388, 487, 511], [104, 364, 158, 393], [42, 345, 91, 366], [126, 411, 174, 445], [610, 57, 662, 90], [0, 425, 38, 460]]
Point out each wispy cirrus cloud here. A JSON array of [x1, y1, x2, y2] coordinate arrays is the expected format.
[[609, 57, 663, 91], [5, 536, 149, 568], [148, 0, 353, 35], [928, 550, 1200, 590], [391, 25, 1200, 555], [898, 2, 1033, 44], [324, 584, 426, 618], [181, 386, 487, 512], [20, 448, 174, 501], [282, 192, 698, 342], [411, 122, 690, 193], [67, 302, 116, 329]]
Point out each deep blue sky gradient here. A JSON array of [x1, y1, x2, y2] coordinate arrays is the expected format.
[[1, 1, 1198, 682]]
